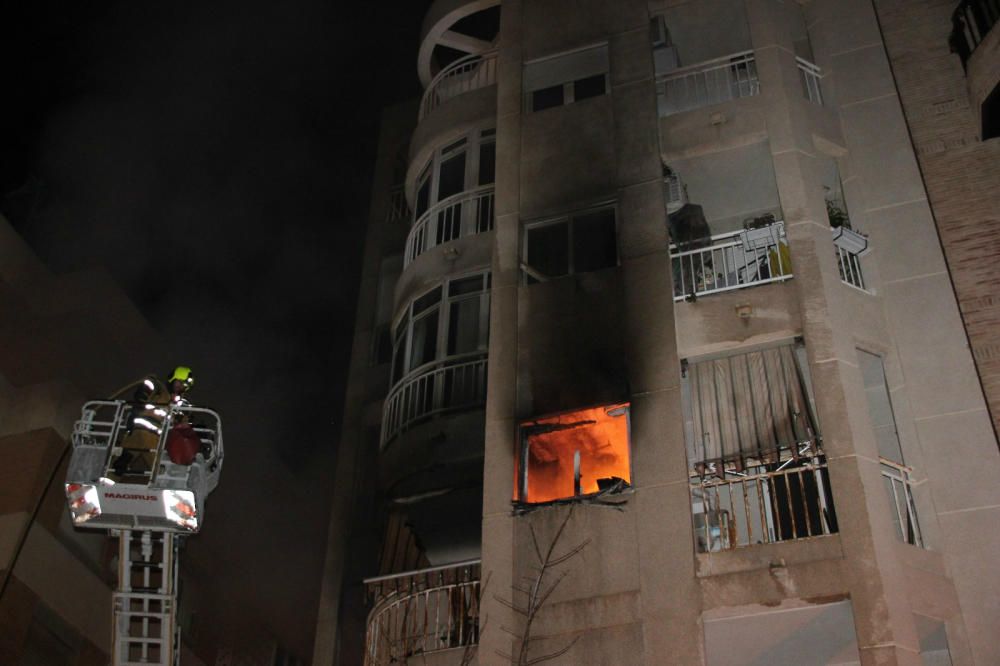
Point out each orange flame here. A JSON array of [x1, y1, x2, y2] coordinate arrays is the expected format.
[[516, 403, 630, 503]]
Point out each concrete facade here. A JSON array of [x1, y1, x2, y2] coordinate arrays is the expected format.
[[314, 2, 1000, 664], [0, 213, 163, 664]]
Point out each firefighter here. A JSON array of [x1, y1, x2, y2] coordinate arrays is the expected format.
[[112, 366, 196, 476]]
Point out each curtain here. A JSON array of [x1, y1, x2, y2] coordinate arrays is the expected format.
[[686, 343, 817, 470]]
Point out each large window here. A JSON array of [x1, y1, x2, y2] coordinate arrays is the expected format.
[[413, 128, 496, 224], [516, 404, 631, 504], [682, 341, 837, 551], [522, 207, 618, 283], [523, 44, 609, 112], [391, 272, 491, 387]]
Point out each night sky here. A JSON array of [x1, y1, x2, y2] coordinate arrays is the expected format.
[[3, 0, 431, 657]]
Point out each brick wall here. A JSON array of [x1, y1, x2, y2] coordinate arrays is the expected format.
[[875, 0, 1000, 436]]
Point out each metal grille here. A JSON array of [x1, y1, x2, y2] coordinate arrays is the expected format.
[[656, 51, 759, 116]]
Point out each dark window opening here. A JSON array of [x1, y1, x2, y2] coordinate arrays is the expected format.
[[983, 82, 1000, 140], [437, 152, 467, 201], [478, 141, 496, 185], [572, 209, 617, 273], [532, 84, 565, 112], [525, 221, 569, 283], [573, 74, 607, 102]]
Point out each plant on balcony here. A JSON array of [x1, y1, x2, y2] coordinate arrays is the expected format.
[[825, 195, 850, 229]]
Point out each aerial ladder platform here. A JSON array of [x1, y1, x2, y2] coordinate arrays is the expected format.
[[64, 392, 224, 665]]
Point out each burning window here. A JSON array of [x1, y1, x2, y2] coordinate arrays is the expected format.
[[516, 404, 631, 504]]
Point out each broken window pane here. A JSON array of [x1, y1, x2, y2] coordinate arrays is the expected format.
[[526, 222, 569, 282], [517, 404, 631, 504], [572, 209, 617, 272]]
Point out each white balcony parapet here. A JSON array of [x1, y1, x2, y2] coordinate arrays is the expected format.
[[797, 57, 823, 105], [405, 186, 495, 267], [380, 353, 488, 448], [656, 50, 759, 116], [832, 226, 870, 292], [671, 221, 792, 301], [364, 560, 481, 665], [691, 458, 837, 553], [880, 458, 924, 548], [419, 51, 498, 120]]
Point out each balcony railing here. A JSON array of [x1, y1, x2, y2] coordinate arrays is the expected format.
[[880, 459, 924, 548], [691, 458, 837, 553], [386, 186, 409, 225], [797, 57, 823, 105], [671, 221, 792, 301], [951, 0, 999, 66], [405, 186, 495, 267], [420, 51, 498, 120], [364, 561, 481, 666], [656, 50, 759, 116], [380, 354, 488, 448]]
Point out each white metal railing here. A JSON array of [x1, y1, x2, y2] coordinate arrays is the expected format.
[[797, 57, 823, 105], [386, 186, 409, 225], [656, 50, 759, 116], [671, 221, 792, 301], [835, 245, 865, 290], [420, 51, 498, 120], [405, 186, 495, 267], [691, 459, 837, 552], [364, 561, 481, 666], [880, 459, 924, 548], [380, 354, 488, 448]]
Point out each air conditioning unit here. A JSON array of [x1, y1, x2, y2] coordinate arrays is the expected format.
[[663, 168, 688, 213], [831, 226, 870, 256]]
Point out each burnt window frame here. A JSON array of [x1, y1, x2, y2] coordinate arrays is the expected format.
[[515, 403, 633, 505], [521, 204, 620, 284]]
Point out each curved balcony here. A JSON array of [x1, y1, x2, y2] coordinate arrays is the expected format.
[[380, 353, 488, 449], [420, 51, 498, 121], [364, 561, 481, 665], [405, 186, 495, 267]]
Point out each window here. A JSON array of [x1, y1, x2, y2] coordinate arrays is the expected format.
[[857, 349, 923, 547], [390, 273, 491, 386], [411, 127, 496, 224], [983, 81, 1000, 140], [523, 207, 618, 283], [682, 342, 837, 551], [524, 44, 609, 112], [516, 404, 631, 504]]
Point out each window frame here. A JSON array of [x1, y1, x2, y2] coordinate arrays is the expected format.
[[411, 126, 496, 228], [521, 203, 620, 284], [523, 43, 610, 113], [389, 271, 492, 387]]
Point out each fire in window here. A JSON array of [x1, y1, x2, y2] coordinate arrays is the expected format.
[[515, 403, 631, 504]]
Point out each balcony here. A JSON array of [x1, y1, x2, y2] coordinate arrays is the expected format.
[[420, 51, 498, 121], [405, 186, 495, 267], [880, 458, 924, 548], [951, 0, 999, 66], [381, 353, 488, 449], [364, 561, 481, 666], [691, 456, 838, 553], [797, 57, 823, 105], [670, 220, 792, 301], [656, 50, 759, 117]]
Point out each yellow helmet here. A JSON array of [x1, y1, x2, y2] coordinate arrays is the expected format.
[[169, 366, 195, 390]]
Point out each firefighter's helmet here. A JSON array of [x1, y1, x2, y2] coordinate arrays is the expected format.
[[169, 366, 195, 391]]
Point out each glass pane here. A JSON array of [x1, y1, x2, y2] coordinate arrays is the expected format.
[[573, 74, 606, 102], [478, 141, 496, 185], [572, 209, 617, 273], [415, 178, 431, 219], [391, 337, 405, 384], [448, 298, 482, 355], [413, 287, 442, 316], [532, 84, 564, 111], [448, 275, 484, 297], [526, 222, 569, 281], [437, 152, 467, 201], [408, 312, 439, 371]]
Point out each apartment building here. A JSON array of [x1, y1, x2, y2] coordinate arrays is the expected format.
[[314, 1, 1000, 664]]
